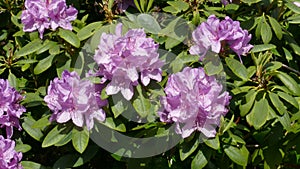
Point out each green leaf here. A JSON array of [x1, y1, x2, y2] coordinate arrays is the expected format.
[[204, 135, 220, 150], [15, 39, 43, 58], [277, 92, 299, 109], [15, 144, 31, 153], [137, 14, 161, 34], [224, 145, 249, 166], [101, 117, 126, 132], [77, 22, 103, 41], [133, 85, 151, 118], [261, 16, 272, 44], [191, 150, 208, 169], [225, 57, 248, 81], [285, 2, 300, 14], [275, 72, 300, 96], [269, 92, 287, 115], [203, 51, 223, 76], [278, 112, 292, 131], [55, 130, 72, 146], [264, 61, 282, 72], [21, 161, 48, 169], [179, 138, 200, 161], [287, 15, 300, 24], [72, 128, 90, 154], [58, 29, 80, 48], [239, 90, 258, 116], [8, 71, 17, 89], [246, 98, 269, 129], [32, 115, 51, 129], [267, 16, 282, 40], [167, 1, 189, 12], [42, 125, 71, 147], [34, 54, 55, 74], [36, 40, 57, 55], [22, 116, 44, 141], [240, 0, 261, 5], [251, 44, 276, 53], [111, 94, 129, 118]]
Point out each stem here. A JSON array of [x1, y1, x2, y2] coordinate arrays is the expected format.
[[282, 64, 300, 76]]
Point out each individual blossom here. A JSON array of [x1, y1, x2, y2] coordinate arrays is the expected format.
[[189, 15, 253, 62], [0, 136, 23, 169], [44, 70, 107, 130], [158, 67, 231, 138], [94, 23, 164, 100], [21, 0, 78, 39], [0, 79, 26, 138]]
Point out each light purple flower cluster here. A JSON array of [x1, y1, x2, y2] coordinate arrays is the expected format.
[[21, 0, 78, 39], [94, 23, 164, 100], [44, 70, 107, 130], [0, 136, 23, 169], [189, 15, 253, 62], [158, 67, 231, 138], [0, 79, 26, 138]]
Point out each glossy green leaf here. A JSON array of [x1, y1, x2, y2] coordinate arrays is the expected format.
[[21, 161, 48, 169], [14, 39, 43, 58], [133, 85, 151, 118], [239, 90, 258, 116], [32, 115, 51, 129], [179, 138, 200, 161], [204, 135, 220, 150], [34, 54, 55, 74], [58, 29, 80, 48], [191, 150, 208, 169], [251, 44, 276, 53], [285, 2, 300, 14], [42, 125, 71, 147], [72, 128, 89, 153], [225, 57, 248, 81], [275, 72, 300, 96], [224, 145, 249, 166], [22, 116, 44, 141], [77, 22, 103, 41], [261, 17, 272, 44], [167, 1, 189, 12], [15, 144, 32, 153], [269, 92, 287, 115], [101, 117, 126, 132], [267, 16, 282, 40], [277, 92, 299, 109], [137, 14, 161, 34], [246, 98, 269, 129], [264, 61, 282, 72]]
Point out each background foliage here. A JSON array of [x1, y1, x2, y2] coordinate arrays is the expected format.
[[1, 0, 300, 168]]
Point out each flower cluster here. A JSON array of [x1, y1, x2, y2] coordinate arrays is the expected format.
[[44, 71, 107, 130], [158, 67, 231, 138], [94, 23, 164, 100], [189, 15, 253, 62], [0, 136, 23, 169], [0, 79, 26, 138], [21, 0, 78, 39], [0, 135, 23, 169]]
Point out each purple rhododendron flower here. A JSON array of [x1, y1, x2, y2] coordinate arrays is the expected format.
[[21, 0, 78, 39], [0, 79, 26, 138], [94, 23, 164, 100], [0, 136, 23, 169], [44, 70, 107, 130], [189, 15, 253, 62], [158, 67, 231, 138]]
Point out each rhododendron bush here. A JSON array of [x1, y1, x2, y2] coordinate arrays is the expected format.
[[1, 0, 300, 168]]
